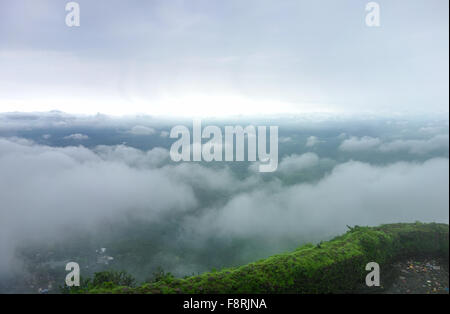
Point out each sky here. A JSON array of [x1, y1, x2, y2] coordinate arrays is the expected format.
[[0, 0, 448, 117]]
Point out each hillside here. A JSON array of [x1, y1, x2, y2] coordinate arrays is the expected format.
[[71, 222, 449, 294]]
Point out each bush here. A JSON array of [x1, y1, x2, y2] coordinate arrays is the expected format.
[[61, 270, 136, 294], [92, 270, 136, 287]]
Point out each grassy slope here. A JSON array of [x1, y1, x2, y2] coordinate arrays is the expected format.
[[85, 222, 449, 294]]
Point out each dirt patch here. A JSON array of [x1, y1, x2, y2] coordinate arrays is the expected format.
[[382, 257, 449, 294]]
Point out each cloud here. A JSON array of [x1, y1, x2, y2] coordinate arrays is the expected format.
[[0, 132, 448, 280], [305, 136, 320, 147], [339, 136, 381, 151], [63, 133, 89, 140], [419, 126, 448, 134], [277, 153, 320, 174], [0, 138, 196, 275], [0, 112, 167, 131], [339, 134, 449, 155], [94, 145, 170, 169], [378, 134, 449, 155], [128, 125, 156, 135], [160, 130, 170, 138], [279, 136, 292, 143], [190, 158, 449, 243], [1, 1, 448, 115]]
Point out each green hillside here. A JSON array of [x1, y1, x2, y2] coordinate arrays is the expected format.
[[70, 222, 449, 294]]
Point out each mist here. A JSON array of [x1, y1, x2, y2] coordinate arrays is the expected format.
[[0, 114, 448, 289]]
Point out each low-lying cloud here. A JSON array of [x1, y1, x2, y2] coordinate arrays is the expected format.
[[192, 158, 448, 243], [128, 125, 156, 135], [0, 138, 196, 275], [339, 136, 382, 151], [305, 136, 320, 147], [63, 133, 89, 141], [277, 153, 320, 174], [0, 136, 448, 279], [339, 134, 449, 155]]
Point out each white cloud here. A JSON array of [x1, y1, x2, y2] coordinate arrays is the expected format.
[[419, 126, 447, 134], [0, 139, 196, 274], [279, 136, 292, 143], [379, 134, 449, 155], [94, 145, 170, 169], [191, 158, 449, 242], [278, 153, 320, 174], [160, 130, 170, 138], [0, 132, 448, 279], [339, 134, 449, 155], [128, 125, 156, 135], [339, 136, 381, 151], [305, 136, 320, 147], [63, 133, 89, 140]]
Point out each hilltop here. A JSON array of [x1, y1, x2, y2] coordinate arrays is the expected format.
[[68, 222, 449, 294]]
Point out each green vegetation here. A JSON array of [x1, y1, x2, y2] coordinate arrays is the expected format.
[[61, 270, 136, 294], [68, 222, 449, 294]]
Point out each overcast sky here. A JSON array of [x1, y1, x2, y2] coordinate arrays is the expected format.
[[0, 0, 448, 116]]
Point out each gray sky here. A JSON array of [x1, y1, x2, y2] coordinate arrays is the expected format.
[[0, 0, 448, 116]]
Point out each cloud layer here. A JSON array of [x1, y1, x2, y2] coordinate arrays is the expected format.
[[339, 134, 449, 155], [0, 136, 448, 278]]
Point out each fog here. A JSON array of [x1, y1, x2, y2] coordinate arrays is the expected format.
[[0, 115, 448, 285]]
